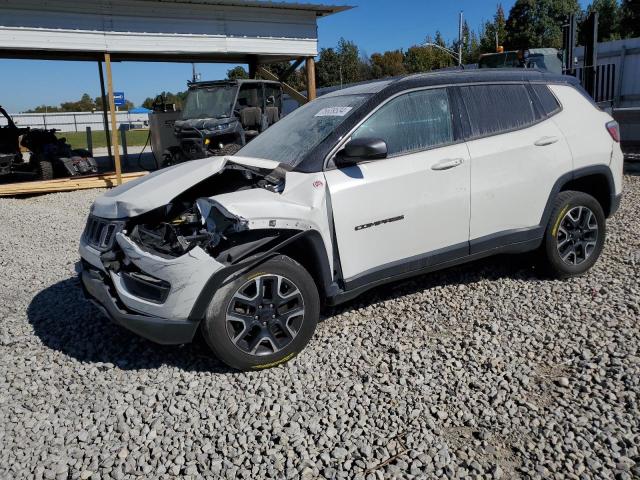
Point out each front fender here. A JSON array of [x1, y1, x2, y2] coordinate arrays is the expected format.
[[188, 229, 333, 321]]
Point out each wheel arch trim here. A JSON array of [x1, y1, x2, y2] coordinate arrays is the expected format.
[[541, 165, 616, 224], [188, 229, 333, 322]]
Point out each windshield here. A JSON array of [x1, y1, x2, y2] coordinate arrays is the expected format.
[[479, 52, 520, 68], [181, 86, 237, 120], [238, 94, 369, 167], [526, 54, 563, 74]]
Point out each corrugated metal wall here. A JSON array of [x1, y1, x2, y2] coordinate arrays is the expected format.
[[575, 37, 640, 108]]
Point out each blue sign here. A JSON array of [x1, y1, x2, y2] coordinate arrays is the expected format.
[[113, 91, 126, 106]]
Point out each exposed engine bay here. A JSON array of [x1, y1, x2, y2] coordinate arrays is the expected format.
[[105, 163, 288, 261]]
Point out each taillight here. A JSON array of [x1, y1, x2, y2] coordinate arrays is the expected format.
[[606, 120, 620, 142]]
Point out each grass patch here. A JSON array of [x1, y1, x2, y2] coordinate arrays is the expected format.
[[63, 129, 150, 150]]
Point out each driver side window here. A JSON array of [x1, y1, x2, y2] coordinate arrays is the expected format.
[[352, 88, 453, 156]]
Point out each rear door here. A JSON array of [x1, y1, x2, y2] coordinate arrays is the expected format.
[[324, 87, 471, 284], [459, 83, 573, 251]]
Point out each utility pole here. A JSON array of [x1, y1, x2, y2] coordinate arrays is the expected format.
[[458, 11, 463, 66]]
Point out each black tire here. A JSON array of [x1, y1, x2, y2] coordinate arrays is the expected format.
[[36, 159, 54, 180], [541, 190, 606, 278], [202, 255, 319, 371]]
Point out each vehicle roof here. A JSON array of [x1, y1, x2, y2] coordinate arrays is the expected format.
[[323, 68, 579, 97]]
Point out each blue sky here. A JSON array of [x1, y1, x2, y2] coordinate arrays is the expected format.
[[0, 0, 589, 112]]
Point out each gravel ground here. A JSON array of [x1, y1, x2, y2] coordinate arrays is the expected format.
[[1, 174, 639, 480]]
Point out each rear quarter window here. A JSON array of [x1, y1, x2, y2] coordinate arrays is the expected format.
[[531, 84, 561, 117], [460, 84, 536, 138]]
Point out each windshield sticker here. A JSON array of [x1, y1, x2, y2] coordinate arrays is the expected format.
[[314, 106, 353, 117]]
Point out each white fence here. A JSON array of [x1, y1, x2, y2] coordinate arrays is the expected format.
[[0, 111, 149, 132]]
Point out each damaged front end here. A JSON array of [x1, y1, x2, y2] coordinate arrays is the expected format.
[[79, 156, 325, 340], [128, 199, 248, 258]]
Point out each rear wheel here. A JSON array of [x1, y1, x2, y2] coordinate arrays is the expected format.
[[540, 191, 605, 278], [202, 255, 319, 370]]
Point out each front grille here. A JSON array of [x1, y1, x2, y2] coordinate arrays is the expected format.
[[83, 215, 125, 251]]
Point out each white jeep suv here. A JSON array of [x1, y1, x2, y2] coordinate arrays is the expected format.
[[79, 70, 623, 370]]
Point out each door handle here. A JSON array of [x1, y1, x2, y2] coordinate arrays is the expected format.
[[431, 158, 464, 171], [534, 136, 559, 146]]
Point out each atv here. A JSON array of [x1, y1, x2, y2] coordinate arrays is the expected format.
[[0, 105, 29, 176], [20, 128, 98, 180], [168, 79, 283, 166], [0, 105, 98, 180]]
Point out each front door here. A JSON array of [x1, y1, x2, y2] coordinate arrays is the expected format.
[[324, 88, 471, 285]]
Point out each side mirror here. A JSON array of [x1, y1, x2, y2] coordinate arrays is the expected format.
[[335, 137, 387, 168]]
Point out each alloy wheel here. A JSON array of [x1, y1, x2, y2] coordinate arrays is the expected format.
[[556, 206, 599, 266], [225, 274, 305, 356]]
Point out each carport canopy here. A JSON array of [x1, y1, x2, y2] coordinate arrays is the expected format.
[[0, 0, 351, 184]]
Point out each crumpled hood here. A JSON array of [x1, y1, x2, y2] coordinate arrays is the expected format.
[[90, 155, 282, 219], [91, 157, 227, 219]]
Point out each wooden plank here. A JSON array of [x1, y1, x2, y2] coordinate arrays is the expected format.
[[257, 67, 308, 105], [0, 171, 147, 196], [104, 53, 122, 186]]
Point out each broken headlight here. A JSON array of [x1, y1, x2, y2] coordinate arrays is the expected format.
[[130, 207, 215, 256]]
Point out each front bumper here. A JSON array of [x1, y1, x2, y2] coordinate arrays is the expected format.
[[79, 232, 223, 320], [81, 266, 199, 345]]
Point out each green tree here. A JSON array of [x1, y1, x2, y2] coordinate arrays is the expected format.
[[403, 40, 455, 73], [458, 20, 482, 64], [506, 0, 581, 50], [579, 0, 620, 43], [404, 46, 437, 73], [479, 4, 508, 54], [25, 105, 60, 113], [370, 50, 406, 78], [619, 0, 640, 38], [59, 93, 96, 112], [141, 91, 187, 110], [227, 66, 249, 80], [141, 97, 155, 110], [316, 47, 340, 87], [315, 38, 363, 88]]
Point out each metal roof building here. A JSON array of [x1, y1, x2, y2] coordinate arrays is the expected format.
[[0, 0, 350, 188], [0, 0, 349, 63]]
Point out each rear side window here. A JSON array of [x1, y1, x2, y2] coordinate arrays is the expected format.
[[352, 88, 453, 156], [530, 84, 561, 117], [460, 84, 536, 138]]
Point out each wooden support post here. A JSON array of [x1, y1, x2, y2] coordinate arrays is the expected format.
[[104, 53, 122, 186], [248, 55, 258, 79], [306, 57, 317, 101]]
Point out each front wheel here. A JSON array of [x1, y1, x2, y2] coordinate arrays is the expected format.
[[540, 191, 606, 278], [202, 255, 319, 370]]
